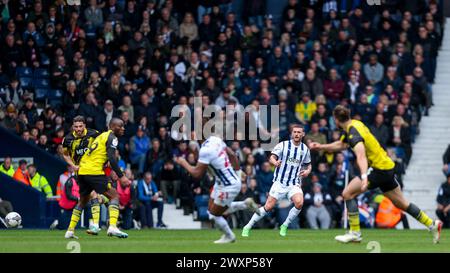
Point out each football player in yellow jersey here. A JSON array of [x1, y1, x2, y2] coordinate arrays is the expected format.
[[62, 116, 105, 235], [65, 118, 131, 239], [310, 106, 442, 244]]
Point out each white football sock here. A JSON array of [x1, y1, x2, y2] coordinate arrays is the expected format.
[[282, 206, 302, 227], [225, 201, 247, 214], [244, 207, 267, 229], [213, 215, 234, 237]]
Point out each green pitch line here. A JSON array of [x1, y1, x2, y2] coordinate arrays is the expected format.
[[0, 229, 449, 253]]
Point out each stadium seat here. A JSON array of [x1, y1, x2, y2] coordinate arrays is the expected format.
[[194, 195, 209, 207], [48, 89, 63, 100], [40, 54, 50, 66], [19, 77, 33, 89], [34, 68, 50, 79], [16, 67, 33, 78], [196, 206, 209, 221], [33, 78, 50, 89], [34, 88, 49, 102]]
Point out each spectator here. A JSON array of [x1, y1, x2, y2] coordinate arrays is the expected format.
[[255, 161, 273, 204], [129, 125, 151, 175], [389, 116, 412, 165], [304, 123, 327, 148], [13, 160, 30, 186], [95, 99, 119, 131], [442, 144, 450, 177], [137, 172, 166, 228], [436, 175, 450, 228], [363, 54, 384, 91], [179, 12, 198, 43], [301, 68, 324, 100], [295, 92, 317, 125], [305, 183, 332, 229], [0, 197, 13, 219], [84, 0, 104, 30], [27, 164, 53, 198], [0, 156, 15, 177], [369, 114, 390, 148], [113, 170, 135, 230], [323, 68, 345, 109], [158, 159, 182, 204], [57, 167, 79, 230]]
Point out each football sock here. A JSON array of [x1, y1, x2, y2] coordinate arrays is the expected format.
[[68, 205, 82, 231], [406, 203, 433, 228], [244, 207, 268, 229], [108, 200, 120, 227], [90, 198, 100, 228], [282, 206, 302, 227], [212, 215, 234, 237], [346, 199, 360, 233], [225, 201, 247, 214]]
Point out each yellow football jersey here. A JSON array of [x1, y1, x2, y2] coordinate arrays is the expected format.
[[62, 128, 99, 165], [340, 119, 395, 170], [78, 130, 118, 176]]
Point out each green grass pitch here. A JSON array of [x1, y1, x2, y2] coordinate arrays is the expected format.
[[0, 229, 449, 253]]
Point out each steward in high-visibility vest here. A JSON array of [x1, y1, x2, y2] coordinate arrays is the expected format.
[[27, 164, 53, 198], [59, 175, 79, 210], [0, 157, 15, 177], [13, 160, 30, 186], [375, 196, 402, 228]]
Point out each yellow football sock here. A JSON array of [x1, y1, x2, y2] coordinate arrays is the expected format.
[[416, 211, 433, 228], [108, 204, 119, 227], [406, 203, 433, 228], [91, 202, 100, 227], [348, 212, 361, 233], [68, 207, 82, 231]]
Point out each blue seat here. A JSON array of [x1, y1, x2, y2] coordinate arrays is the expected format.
[[196, 206, 209, 221], [40, 54, 50, 66], [34, 68, 50, 79], [19, 77, 33, 89], [33, 78, 50, 88], [16, 67, 33, 78], [195, 195, 209, 207], [34, 88, 49, 102], [48, 89, 63, 100]]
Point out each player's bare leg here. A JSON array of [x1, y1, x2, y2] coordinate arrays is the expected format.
[[65, 194, 91, 239], [207, 199, 236, 244], [280, 193, 304, 237], [103, 188, 128, 238], [384, 186, 442, 244], [242, 196, 278, 237], [335, 177, 365, 243]]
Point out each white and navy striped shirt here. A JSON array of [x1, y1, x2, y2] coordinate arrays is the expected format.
[[198, 136, 240, 187], [272, 140, 311, 186]]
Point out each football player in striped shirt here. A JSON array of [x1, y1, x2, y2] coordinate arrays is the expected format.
[[175, 135, 259, 244], [242, 124, 311, 237]]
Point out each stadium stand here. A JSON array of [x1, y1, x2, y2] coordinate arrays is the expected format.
[[0, 0, 446, 230]]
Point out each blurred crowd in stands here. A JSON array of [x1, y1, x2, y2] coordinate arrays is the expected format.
[[0, 0, 445, 229]]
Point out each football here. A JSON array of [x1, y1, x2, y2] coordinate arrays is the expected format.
[[5, 212, 22, 228]]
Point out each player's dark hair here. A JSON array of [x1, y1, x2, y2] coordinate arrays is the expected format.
[[73, 115, 86, 124], [333, 105, 351, 123]]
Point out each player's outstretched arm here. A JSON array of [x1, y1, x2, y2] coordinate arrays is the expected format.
[[174, 157, 208, 180], [310, 140, 348, 153], [225, 147, 240, 171]]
